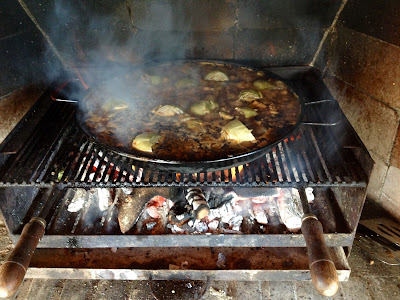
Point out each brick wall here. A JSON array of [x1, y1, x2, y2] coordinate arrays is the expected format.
[[318, 0, 400, 220], [15, 0, 341, 68]]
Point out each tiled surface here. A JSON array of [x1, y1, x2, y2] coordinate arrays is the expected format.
[[326, 26, 400, 111], [0, 85, 45, 143], [319, 1, 400, 222], [234, 28, 323, 66], [391, 126, 400, 168], [339, 0, 400, 47], [381, 166, 400, 221], [127, 0, 236, 32], [19, 0, 338, 70], [236, 0, 342, 30], [323, 75, 399, 164], [365, 158, 388, 203]]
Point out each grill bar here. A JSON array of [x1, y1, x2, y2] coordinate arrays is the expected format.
[[0, 85, 368, 189]]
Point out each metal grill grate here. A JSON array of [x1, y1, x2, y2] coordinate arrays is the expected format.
[[0, 100, 368, 188]]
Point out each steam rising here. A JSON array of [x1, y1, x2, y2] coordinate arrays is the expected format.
[[17, 1, 347, 165]]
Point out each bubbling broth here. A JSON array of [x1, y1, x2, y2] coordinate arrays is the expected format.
[[83, 61, 301, 161]]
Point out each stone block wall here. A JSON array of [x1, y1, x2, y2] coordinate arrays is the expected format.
[[0, 0, 342, 94], [318, 0, 400, 220]]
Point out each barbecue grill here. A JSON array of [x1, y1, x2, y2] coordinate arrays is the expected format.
[[0, 66, 373, 297]]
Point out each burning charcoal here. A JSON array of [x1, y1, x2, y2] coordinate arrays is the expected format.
[[146, 222, 157, 230], [230, 215, 243, 231], [252, 204, 269, 225], [277, 189, 303, 233], [204, 187, 235, 208], [233, 187, 279, 198], [208, 219, 219, 231], [117, 188, 166, 234], [305, 187, 315, 202], [194, 220, 209, 233], [186, 187, 209, 220], [97, 188, 112, 211], [167, 201, 194, 233], [121, 187, 133, 195], [265, 199, 287, 234], [118, 194, 145, 234], [241, 216, 260, 234], [67, 189, 87, 212], [146, 196, 167, 219], [136, 195, 172, 234], [220, 202, 236, 224]]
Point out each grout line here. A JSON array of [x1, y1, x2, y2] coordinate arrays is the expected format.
[[323, 72, 400, 116], [232, 2, 239, 59], [17, 0, 69, 69], [387, 121, 400, 164], [377, 120, 400, 203], [310, 0, 349, 67], [125, 0, 138, 33]]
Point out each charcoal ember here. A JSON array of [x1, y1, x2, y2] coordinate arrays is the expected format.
[[207, 200, 244, 233], [277, 188, 303, 233], [230, 215, 243, 231], [121, 187, 133, 195], [117, 188, 168, 234], [194, 220, 209, 233], [167, 216, 196, 233], [241, 216, 261, 234], [135, 195, 172, 234], [186, 187, 209, 220], [97, 188, 112, 211], [67, 189, 87, 212], [146, 196, 169, 219], [204, 187, 235, 208], [208, 219, 219, 231], [264, 199, 287, 234], [167, 202, 195, 233], [252, 203, 269, 225], [233, 187, 279, 198], [248, 196, 271, 225]]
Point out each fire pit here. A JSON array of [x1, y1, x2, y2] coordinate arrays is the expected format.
[[0, 66, 373, 297]]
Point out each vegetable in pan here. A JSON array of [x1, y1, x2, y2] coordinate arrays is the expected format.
[[84, 61, 300, 162]]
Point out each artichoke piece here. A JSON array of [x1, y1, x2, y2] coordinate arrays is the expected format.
[[204, 70, 229, 81], [253, 80, 277, 90], [219, 111, 234, 120], [132, 132, 161, 153], [152, 105, 184, 116], [221, 119, 256, 143], [175, 78, 197, 88], [238, 89, 263, 102], [190, 99, 219, 116], [182, 116, 206, 132], [101, 98, 129, 111], [235, 107, 258, 118], [275, 80, 286, 89]]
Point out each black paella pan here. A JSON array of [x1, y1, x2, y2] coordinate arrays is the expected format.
[[74, 60, 309, 173]]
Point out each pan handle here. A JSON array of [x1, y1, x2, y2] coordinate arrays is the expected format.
[[302, 99, 342, 126], [301, 214, 339, 297], [0, 217, 46, 298]]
